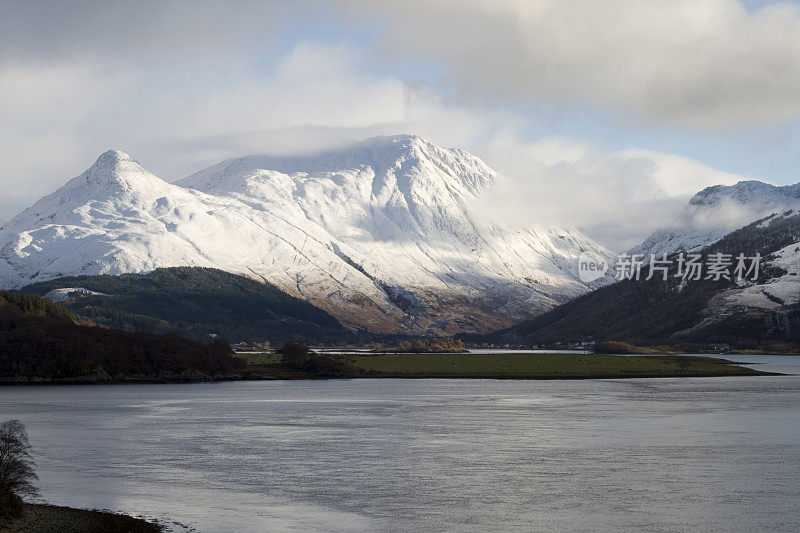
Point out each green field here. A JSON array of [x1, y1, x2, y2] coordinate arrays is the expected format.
[[233, 352, 282, 366], [336, 352, 766, 379]]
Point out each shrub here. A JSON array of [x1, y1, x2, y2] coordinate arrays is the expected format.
[[275, 344, 358, 376], [0, 420, 38, 519], [298, 355, 359, 377], [277, 342, 311, 356], [277, 342, 312, 365], [371, 338, 467, 353], [0, 488, 23, 520], [594, 341, 638, 354]]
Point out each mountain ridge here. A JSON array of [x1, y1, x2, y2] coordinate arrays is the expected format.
[[0, 136, 615, 334], [689, 180, 800, 210], [479, 210, 800, 350]]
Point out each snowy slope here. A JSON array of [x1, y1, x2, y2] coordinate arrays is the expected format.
[[707, 210, 800, 316], [630, 179, 800, 258], [42, 287, 107, 302], [0, 135, 614, 334]]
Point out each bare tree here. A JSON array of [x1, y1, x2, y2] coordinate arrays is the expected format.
[[0, 420, 38, 500]]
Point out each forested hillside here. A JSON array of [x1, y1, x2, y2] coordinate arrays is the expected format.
[[21, 267, 352, 345], [476, 213, 800, 351], [0, 291, 244, 382]]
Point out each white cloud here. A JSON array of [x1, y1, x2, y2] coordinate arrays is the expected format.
[[471, 134, 746, 251], [368, 88, 747, 250], [0, 1, 762, 251], [0, 42, 406, 216], [0, 41, 747, 251], [346, 0, 800, 131], [0, 1, 297, 65], [170, 44, 406, 137]]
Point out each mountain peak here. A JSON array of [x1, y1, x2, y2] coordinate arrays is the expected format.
[[178, 134, 496, 197], [86, 149, 139, 176], [74, 149, 168, 193], [96, 149, 135, 163], [356, 133, 422, 148], [0, 149, 176, 237], [630, 178, 800, 258]]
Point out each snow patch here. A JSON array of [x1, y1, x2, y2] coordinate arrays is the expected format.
[[43, 287, 107, 303]]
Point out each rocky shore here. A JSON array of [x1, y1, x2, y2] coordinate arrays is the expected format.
[[0, 503, 161, 532]]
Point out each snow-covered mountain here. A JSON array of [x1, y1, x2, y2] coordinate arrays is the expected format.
[[0, 135, 614, 334], [630, 179, 800, 258]]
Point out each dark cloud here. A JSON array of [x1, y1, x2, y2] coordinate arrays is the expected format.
[[345, 0, 800, 131], [0, 0, 303, 65]]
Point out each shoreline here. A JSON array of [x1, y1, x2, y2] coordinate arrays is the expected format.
[[0, 369, 776, 386], [0, 503, 161, 533]]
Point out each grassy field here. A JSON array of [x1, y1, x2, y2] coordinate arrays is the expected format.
[[336, 352, 767, 379], [233, 352, 281, 365]]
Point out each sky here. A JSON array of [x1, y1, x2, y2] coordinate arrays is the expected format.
[[1, 0, 799, 250]]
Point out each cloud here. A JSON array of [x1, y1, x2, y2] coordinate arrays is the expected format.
[[0, 1, 762, 252], [688, 197, 774, 231], [345, 0, 800, 131], [164, 44, 406, 137], [0, 1, 301, 66], [0, 38, 747, 251], [369, 88, 747, 249], [0, 41, 406, 215], [470, 134, 746, 251]]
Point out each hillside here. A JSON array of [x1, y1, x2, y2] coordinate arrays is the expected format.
[[0, 291, 245, 382], [479, 211, 800, 351], [19, 267, 350, 345], [0, 136, 614, 335]]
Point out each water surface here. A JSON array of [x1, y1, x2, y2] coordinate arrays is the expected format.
[[1, 356, 798, 532]]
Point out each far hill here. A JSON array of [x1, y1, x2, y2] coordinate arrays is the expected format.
[[19, 267, 352, 345], [0, 291, 244, 382], [476, 211, 800, 352]]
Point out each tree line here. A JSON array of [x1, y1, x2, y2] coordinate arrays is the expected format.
[[0, 291, 244, 381]]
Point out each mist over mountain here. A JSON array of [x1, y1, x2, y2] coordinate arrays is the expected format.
[[475, 179, 800, 349], [0, 135, 615, 334], [631, 179, 800, 258]]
